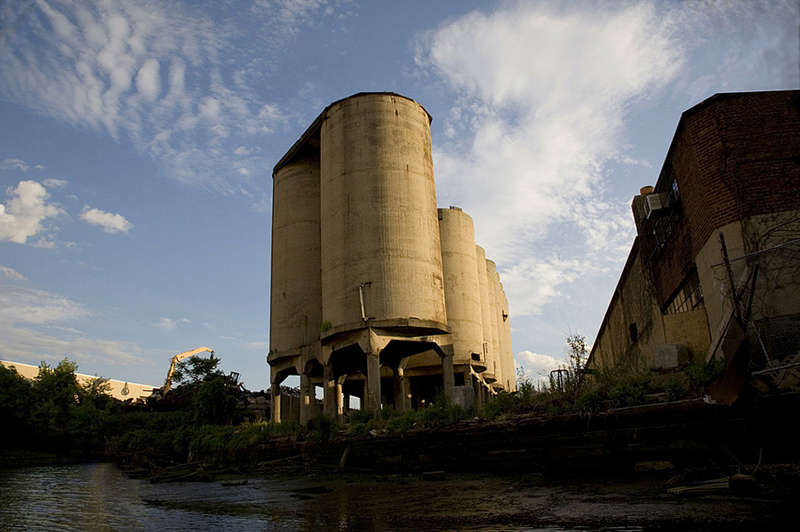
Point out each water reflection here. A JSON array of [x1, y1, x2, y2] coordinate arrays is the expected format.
[[0, 463, 637, 531]]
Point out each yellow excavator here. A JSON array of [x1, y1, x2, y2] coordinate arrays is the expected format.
[[159, 346, 215, 397]]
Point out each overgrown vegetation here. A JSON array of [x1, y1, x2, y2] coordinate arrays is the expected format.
[[480, 335, 727, 420], [346, 398, 471, 437], [1, 340, 728, 468], [0, 357, 257, 464]]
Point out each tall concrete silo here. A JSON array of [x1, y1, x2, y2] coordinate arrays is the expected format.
[[485, 259, 501, 384], [501, 286, 515, 391], [320, 93, 447, 333], [475, 245, 495, 386], [269, 152, 321, 359], [491, 269, 510, 391], [438, 207, 484, 370]]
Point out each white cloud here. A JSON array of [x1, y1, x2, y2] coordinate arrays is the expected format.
[[157, 317, 176, 330], [80, 206, 133, 234], [0, 180, 64, 244], [0, 283, 146, 366], [156, 317, 190, 330], [0, 265, 26, 281], [516, 350, 565, 386], [135, 58, 161, 101], [0, 158, 44, 172], [0, 0, 336, 200], [42, 178, 68, 188], [419, 2, 677, 315], [234, 146, 250, 156], [417, 0, 797, 318], [244, 340, 267, 351], [0, 286, 86, 324]]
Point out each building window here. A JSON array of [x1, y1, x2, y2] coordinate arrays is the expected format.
[[664, 269, 703, 314]]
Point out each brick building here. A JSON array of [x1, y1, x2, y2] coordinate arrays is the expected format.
[[587, 90, 800, 389]]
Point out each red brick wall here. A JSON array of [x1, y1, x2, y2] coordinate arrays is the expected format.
[[640, 91, 800, 306]]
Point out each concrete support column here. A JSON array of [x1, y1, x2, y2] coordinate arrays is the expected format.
[[442, 352, 455, 404], [393, 367, 411, 412], [323, 365, 337, 418], [299, 373, 312, 425], [336, 375, 346, 422], [271, 378, 282, 423], [366, 353, 381, 413], [343, 393, 351, 413], [473, 377, 484, 411]]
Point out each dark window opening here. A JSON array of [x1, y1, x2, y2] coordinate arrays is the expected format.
[[629, 323, 638, 344], [454, 373, 465, 386], [471, 352, 481, 362], [664, 269, 704, 314]]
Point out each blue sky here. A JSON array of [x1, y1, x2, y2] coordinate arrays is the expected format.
[[1, 0, 798, 391]]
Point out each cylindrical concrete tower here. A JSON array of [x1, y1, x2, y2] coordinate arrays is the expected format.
[[438, 207, 484, 368], [270, 153, 321, 357], [475, 246, 494, 381], [320, 93, 447, 333], [501, 285, 514, 391], [491, 269, 509, 391], [485, 259, 501, 383]]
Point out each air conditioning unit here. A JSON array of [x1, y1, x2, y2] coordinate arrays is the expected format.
[[644, 192, 670, 219]]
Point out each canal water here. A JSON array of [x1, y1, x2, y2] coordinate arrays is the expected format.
[[0, 462, 777, 530], [0, 462, 542, 531]]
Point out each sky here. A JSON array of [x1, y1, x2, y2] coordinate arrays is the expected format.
[[1, 0, 798, 391]]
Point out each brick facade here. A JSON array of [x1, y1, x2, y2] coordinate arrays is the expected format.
[[640, 91, 800, 307], [590, 90, 800, 370]]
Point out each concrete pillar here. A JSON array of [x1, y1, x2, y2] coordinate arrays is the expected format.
[[336, 375, 346, 422], [323, 365, 337, 418], [473, 376, 484, 410], [299, 373, 312, 425], [442, 352, 455, 404], [271, 379, 281, 423], [366, 353, 381, 412], [343, 393, 351, 413], [393, 367, 411, 412]]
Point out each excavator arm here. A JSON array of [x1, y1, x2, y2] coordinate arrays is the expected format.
[[162, 346, 214, 395]]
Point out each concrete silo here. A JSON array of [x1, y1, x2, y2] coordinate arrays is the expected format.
[[438, 207, 485, 373], [320, 93, 447, 332], [490, 268, 511, 392], [269, 152, 321, 421], [318, 93, 450, 413], [485, 259, 502, 386], [475, 246, 495, 385], [268, 91, 512, 420], [496, 280, 515, 392]]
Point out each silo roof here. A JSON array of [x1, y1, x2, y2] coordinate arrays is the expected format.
[[272, 92, 432, 177]]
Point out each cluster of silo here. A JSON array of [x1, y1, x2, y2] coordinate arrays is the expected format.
[[268, 92, 513, 423]]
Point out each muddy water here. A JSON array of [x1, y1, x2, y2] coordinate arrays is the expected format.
[[0, 463, 780, 530]]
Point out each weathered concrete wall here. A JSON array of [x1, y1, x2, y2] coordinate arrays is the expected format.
[[485, 260, 502, 385], [500, 286, 515, 392], [1, 360, 156, 401], [475, 246, 496, 383], [320, 93, 447, 333], [438, 207, 483, 367], [270, 153, 321, 361]]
